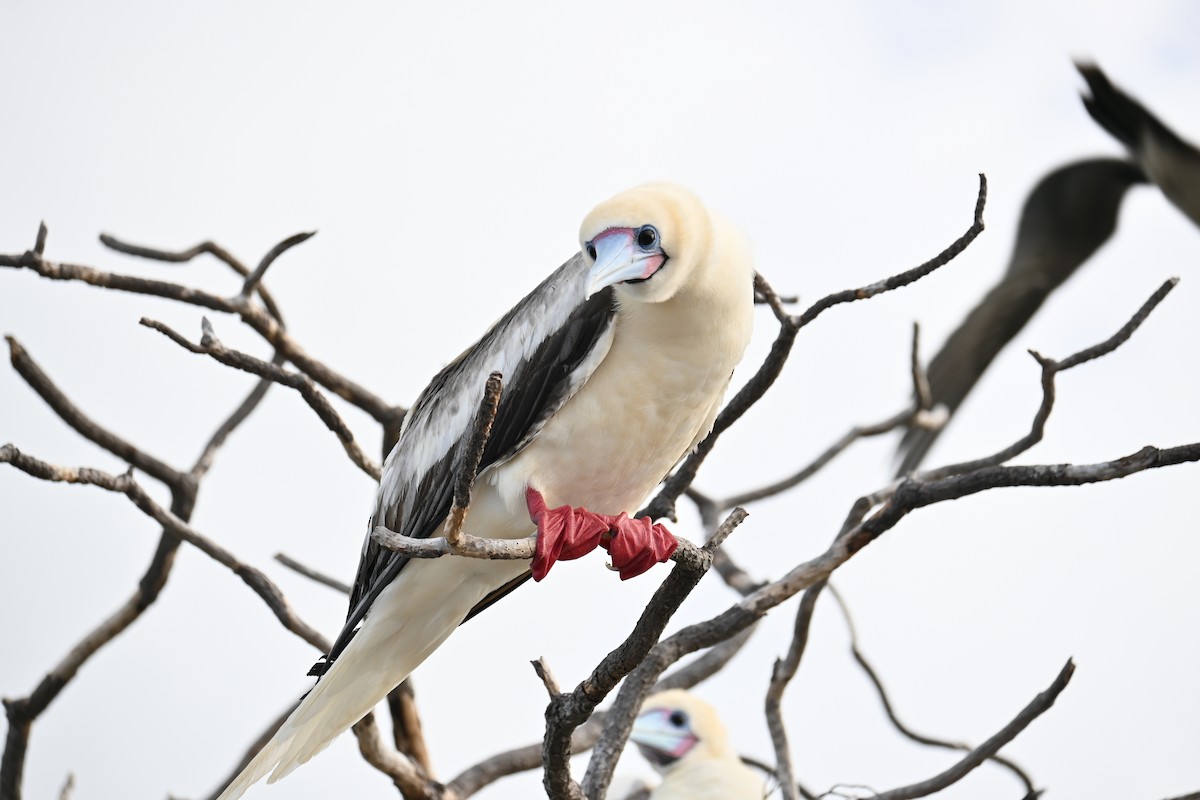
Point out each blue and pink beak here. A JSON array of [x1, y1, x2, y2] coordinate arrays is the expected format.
[[585, 225, 667, 298], [630, 706, 698, 768]]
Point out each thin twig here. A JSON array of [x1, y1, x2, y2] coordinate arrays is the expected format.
[[142, 317, 382, 481], [642, 175, 987, 522], [274, 553, 352, 595], [765, 580, 828, 800], [575, 511, 748, 800], [447, 372, 503, 545], [867, 660, 1074, 800], [237, 232, 315, 301], [921, 277, 1178, 481], [0, 445, 330, 652], [825, 587, 1036, 792], [4, 227, 404, 427]]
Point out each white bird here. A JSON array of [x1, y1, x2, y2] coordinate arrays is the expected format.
[[217, 183, 756, 798], [630, 689, 764, 800], [1077, 61, 1200, 230]]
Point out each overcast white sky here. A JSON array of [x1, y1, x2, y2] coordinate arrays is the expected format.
[[2, 2, 1198, 798]]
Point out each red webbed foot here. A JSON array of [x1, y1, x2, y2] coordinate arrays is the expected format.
[[600, 512, 678, 580], [527, 487, 610, 581]]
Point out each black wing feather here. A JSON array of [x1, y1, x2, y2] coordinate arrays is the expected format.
[[314, 266, 615, 673]]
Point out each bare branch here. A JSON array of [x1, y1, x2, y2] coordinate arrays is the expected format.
[[575, 510, 748, 800], [100, 232, 288, 324], [237, 231, 315, 302], [142, 317, 382, 481], [445, 716, 608, 800], [387, 682, 435, 778], [826, 586, 1035, 793], [55, 772, 73, 800], [642, 175, 987, 522], [204, 700, 300, 800], [274, 553, 352, 595], [6, 336, 185, 489], [372, 526, 537, 560], [0, 445, 330, 652], [3, 228, 404, 427], [533, 658, 563, 699], [190, 365, 279, 481], [867, 660, 1074, 800], [447, 372, 503, 545], [795, 174, 987, 330], [921, 277, 1178, 481], [351, 714, 441, 800], [766, 580, 828, 800]]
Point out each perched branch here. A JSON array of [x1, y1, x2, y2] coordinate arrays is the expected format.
[[142, 317, 382, 481], [372, 527, 537, 561], [867, 660, 1074, 800]]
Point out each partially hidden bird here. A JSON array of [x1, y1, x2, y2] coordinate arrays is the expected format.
[[1077, 61, 1200, 229], [894, 158, 1146, 475], [217, 183, 756, 798], [630, 689, 764, 799]]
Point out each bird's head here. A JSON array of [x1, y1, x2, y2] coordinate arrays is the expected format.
[[630, 689, 732, 774], [579, 183, 714, 303]]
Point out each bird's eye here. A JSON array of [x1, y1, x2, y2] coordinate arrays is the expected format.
[[636, 225, 659, 250], [668, 710, 688, 728], [586, 242, 597, 260]]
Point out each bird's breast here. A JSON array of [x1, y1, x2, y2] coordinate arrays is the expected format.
[[499, 290, 752, 517]]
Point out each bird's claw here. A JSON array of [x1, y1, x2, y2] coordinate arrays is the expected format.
[[526, 487, 677, 581], [600, 512, 677, 580]]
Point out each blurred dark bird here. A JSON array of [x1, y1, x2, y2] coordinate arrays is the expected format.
[[1077, 61, 1200, 229], [895, 158, 1145, 475]]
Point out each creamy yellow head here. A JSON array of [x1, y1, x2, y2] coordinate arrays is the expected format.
[[579, 183, 719, 304], [633, 689, 737, 770]]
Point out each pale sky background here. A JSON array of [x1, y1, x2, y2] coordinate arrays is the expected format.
[[2, 2, 1198, 799]]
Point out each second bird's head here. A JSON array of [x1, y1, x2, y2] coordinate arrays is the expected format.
[[580, 183, 714, 303]]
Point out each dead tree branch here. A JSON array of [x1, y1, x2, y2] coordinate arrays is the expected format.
[[141, 316, 382, 481], [3, 225, 405, 428], [642, 174, 987, 522], [867, 660, 1074, 800], [0, 445, 329, 653]]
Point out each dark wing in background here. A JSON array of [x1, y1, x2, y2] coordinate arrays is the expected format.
[[896, 159, 1145, 475]]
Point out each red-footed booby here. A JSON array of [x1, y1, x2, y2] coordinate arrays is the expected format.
[[630, 689, 764, 799], [1077, 61, 1200, 230], [894, 158, 1145, 474], [216, 183, 755, 798]]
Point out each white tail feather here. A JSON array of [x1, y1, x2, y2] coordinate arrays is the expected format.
[[215, 551, 526, 799]]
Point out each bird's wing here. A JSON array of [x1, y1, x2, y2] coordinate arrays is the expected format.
[[319, 253, 616, 670], [895, 275, 1052, 474], [1078, 62, 1200, 228], [895, 159, 1144, 476]]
